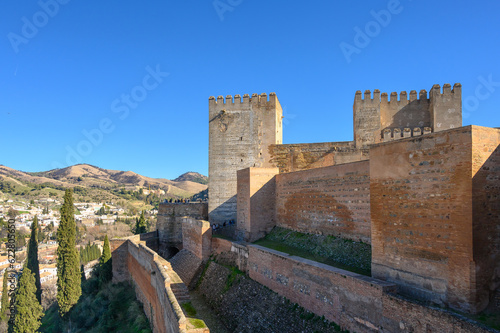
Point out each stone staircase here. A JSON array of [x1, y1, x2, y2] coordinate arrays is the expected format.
[[170, 282, 190, 302], [169, 249, 203, 288]]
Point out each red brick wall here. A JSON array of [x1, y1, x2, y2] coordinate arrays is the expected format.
[[471, 126, 500, 312], [211, 237, 232, 255], [370, 126, 500, 313], [181, 218, 211, 260], [275, 160, 371, 243], [237, 167, 279, 242], [248, 245, 490, 333], [111, 236, 208, 333]]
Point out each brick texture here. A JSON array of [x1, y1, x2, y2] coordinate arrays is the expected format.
[[276, 160, 371, 243], [236, 167, 279, 242], [248, 245, 490, 333], [370, 125, 500, 313]]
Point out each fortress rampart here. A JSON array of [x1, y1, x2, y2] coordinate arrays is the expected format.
[[118, 83, 498, 332], [354, 83, 462, 147], [275, 160, 371, 243], [111, 233, 209, 333]]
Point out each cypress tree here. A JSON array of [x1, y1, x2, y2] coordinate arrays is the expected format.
[[26, 215, 41, 304], [56, 189, 82, 317], [98, 235, 112, 285], [1, 270, 8, 320], [135, 211, 147, 234], [12, 267, 44, 333]]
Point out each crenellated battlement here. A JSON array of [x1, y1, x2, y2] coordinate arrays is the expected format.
[[354, 83, 461, 105], [209, 92, 278, 106], [353, 83, 462, 147]]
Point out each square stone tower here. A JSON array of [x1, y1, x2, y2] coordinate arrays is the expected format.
[[208, 93, 283, 225], [353, 83, 462, 147]]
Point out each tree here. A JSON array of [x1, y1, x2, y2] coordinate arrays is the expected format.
[[26, 216, 42, 304], [98, 235, 112, 285], [7, 208, 18, 219], [1, 270, 8, 321], [56, 189, 82, 317], [11, 267, 44, 333], [135, 211, 147, 234]]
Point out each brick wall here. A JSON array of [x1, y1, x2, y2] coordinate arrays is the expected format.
[[248, 245, 490, 333], [471, 127, 500, 312], [236, 167, 279, 242], [111, 236, 209, 333], [157, 203, 208, 247], [370, 125, 500, 313], [275, 160, 371, 243], [269, 141, 368, 173], [181, 217, 211, 260]]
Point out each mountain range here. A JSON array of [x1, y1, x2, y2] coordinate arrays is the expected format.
[[0, 164, 207, 202]]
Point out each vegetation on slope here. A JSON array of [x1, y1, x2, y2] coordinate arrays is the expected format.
[[254, 227, 371, 275], [40, 279, 152, 333], [195, 260, 347, 333]]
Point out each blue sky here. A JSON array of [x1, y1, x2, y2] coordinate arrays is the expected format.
[[1, 0, 499, 179]]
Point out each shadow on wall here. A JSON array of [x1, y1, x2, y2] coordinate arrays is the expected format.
[[472, 143, 500, 313], [384, 100, 431, 131], [209, 195, 237, 224]]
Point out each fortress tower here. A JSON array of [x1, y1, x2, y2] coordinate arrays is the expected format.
[[208, 93, 283, 224], [353, 83, 462, 147]]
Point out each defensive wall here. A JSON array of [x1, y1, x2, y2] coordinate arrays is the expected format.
[[157, 202, 208, 249], [207, 237, 490, 332], [111, 232, 209, 333], [136, 83, 498, 331], [370, 125, 500, 313], [210, 84, 462, 223], [233, 125, 500, 315], [275, 160, 371, 243]]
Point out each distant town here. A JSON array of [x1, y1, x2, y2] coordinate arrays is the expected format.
[[0, 196, 158, 308]]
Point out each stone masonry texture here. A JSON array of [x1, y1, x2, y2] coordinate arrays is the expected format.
[[208, 93, 282, 225], [370, 125, 500, 314], [275, 160, 371, 243]]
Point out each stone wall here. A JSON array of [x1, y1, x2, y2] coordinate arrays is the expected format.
[[370, 125, 500, 314], [111, 236, 208, 333], [210, 237, 248, 273], [181, 217, 211, 260], [275, 160, 371, 243], [269, 141, 368, 174], [208, 93, 282, 225], [247, 245, 490, 333], [353, 83, 462, 147], [471, 127, 500, 313], [236, 167, 279, 242], [157, 202, 208, 248]]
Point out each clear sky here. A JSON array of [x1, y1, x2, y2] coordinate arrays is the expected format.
[[1, 0, 499, 179]]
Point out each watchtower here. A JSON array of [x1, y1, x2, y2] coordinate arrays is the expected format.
[[353, 83, 462, 147], [208, 93, 283, 225]]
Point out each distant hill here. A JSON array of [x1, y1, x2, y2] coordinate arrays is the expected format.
[[0, 164, 207, 203], [173, 172, 208, 185]]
